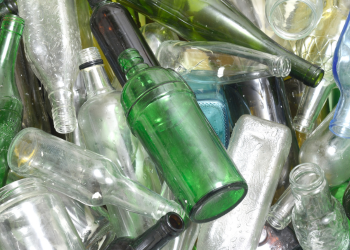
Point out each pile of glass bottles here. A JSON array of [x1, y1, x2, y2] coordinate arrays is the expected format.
[[1, 0, 350, 249]]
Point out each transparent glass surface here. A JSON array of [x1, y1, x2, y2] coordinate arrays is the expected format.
[[331, 11, 350, 138], [197, 115, 292, 250], [17, 0, 82, 133], [140, 22, 179, 55], [265, 0, 323, 40], [292, 0, 347, 134], [290, 163, 349, 250], [78, 47, 161, 237], [15, 38, 51, 132], [156, 40, 291, 84], [7, 128, 185, 220], [120, 49, 247, 223], [0, 178, 85, 250], [117, 0, 324, 87]]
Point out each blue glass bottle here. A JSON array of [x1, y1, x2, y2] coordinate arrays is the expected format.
[[331, 12, 350, 138], [182, 71, 230, 148]]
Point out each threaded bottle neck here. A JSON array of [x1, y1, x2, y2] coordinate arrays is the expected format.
[[119, 48, 149, 80]]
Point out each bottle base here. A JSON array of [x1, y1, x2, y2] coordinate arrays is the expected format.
[[189, 181, 248, 223]]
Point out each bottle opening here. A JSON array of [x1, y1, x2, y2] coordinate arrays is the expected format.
[[78, 47, 103, 69], [289, 163, 324, 191], [167, 213, 184, 231]]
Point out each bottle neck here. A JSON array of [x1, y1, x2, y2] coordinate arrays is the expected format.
[[80, 64, 113, 99], [0, 22, 22, 99]]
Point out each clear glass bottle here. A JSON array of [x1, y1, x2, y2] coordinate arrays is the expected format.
[[331, 11, 350, 138], [0, 178, 85, 250], [120, 48, 247, 223], [290, 163, 349, 250], [265, 0, 323, 40], [15, 38, 51, 132], [88, 0, 159, 87], [77, 47, 161, 237], [197, 115, 292, 250], [17, 0, 82, 134], [293, 0, 347, 134], [105, 212, 184, 250], [140, 22, 179, 56], [7, 127, 185, 220], [0, 14, 24, 187], [156, 40, 291, 84], [116, 0, 324, 87], [223, 77, 300, 202]]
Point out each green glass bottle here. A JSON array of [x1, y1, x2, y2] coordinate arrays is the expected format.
[[0, 14, 24, 186], [120, 48, 248, 223], [116, 0, 324, 88]]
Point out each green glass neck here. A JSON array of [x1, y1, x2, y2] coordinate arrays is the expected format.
[[0, 15, 23, 99], [118, 48, 149, 79], [81, 64, 113, 99]]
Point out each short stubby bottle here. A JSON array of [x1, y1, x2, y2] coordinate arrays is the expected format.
[[119, 48, 248, 223], [290, 163, 349, 250]]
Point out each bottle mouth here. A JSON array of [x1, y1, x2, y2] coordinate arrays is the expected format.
[[165, 212, 185, 232], [267, 213, 284, 230], [293, 115, 314, 134], [78, 47, 103, 70], [1, 14, 24, 35], [329, 121, 350, 139], [289, 163, 324, 191], [270, 56, 291, 77]]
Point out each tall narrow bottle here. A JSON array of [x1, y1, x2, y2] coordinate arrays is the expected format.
[[105, 212, 185, 250], [17, 0, 82, 134], [88, 0, 159, 87], [120, 48, 247, 223], [293, 0, 347, 134], [77, 47, 161, 237], [0, 14, 24, 187], [116, 0, 324, 87]]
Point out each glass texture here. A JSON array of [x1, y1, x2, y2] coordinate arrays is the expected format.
[[7, 127, 185, 220], [197, 115, 292, 250], [0, 15, 24, 187], [140, 22, 179, 56], [89, 1, 159, 87], [293, 0, 347, 134], [331, 11, 350, 138], [120, 48, 247, 223], [17, 0, 81, 134], [116, 0, 324, 87], [15, 38, 51, 132], [78, 47, 161, 237], [156, 40, 291, 84], [105, 212, 185, 250], [290, 163, 349, 250], [223, 77, 300, 202], [0, 178, 85, 250], [265, 0, 323, 40]]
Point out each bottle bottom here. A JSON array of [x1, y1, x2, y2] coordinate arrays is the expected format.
[[189, 181, 247, 223]]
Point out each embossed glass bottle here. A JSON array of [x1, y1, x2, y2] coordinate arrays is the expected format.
[[78, 47, 162, 237], [17, 0, 82, 133], [120, 48, 247, 223], [331, 10, 350, 138], [7, 127, 185, 220], [197, 115, 292, 250], [0, 14, 24, 187], [116, 0, 324, 87], [293, 0, 347, 134], [88, 0, 159, 87], [0, 178, 85, 250], [290, 163, 349, 250], [105, 212, 184, 250]]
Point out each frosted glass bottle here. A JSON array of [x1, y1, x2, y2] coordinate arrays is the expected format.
[[197, 115, 292, 250], [7, 127, 185, 220], [17, 0, 82, 134], [77, 47, 161, 237], [293, 0, 347, 134], [290, 163, 349, 250]]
